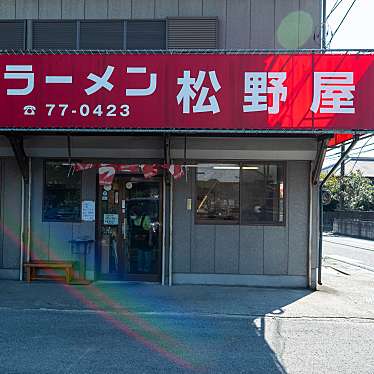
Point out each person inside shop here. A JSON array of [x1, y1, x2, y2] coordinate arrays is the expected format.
[[129, 205, 153, 273]]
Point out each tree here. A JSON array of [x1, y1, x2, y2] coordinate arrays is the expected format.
[[321, 171, 374, 211]]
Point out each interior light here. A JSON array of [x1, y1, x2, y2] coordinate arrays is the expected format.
[[242, 166, 259, 170], [213, 166, 240, 170]]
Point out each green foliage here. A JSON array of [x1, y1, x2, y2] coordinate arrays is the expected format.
[[321, 171, 374, 211]]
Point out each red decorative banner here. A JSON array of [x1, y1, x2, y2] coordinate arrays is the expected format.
[[1, 54, 374, 132], [73, 163, 184, 183]]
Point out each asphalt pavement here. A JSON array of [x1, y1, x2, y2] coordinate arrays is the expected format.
[[0, 237, 373, 374], [323, 233, 374, 270]]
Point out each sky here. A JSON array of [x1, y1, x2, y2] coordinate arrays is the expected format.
[[326, 0, 374, 49], [324, 0, 374, 168]]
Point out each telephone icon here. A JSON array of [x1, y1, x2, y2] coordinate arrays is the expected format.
[[23, 105, 36, 116]]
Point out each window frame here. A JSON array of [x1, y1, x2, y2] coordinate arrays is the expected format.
[[194, 161, 287, 227], [42, 160, 82, 223]]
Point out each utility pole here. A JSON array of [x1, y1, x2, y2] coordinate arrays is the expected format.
[[322, 0, 327, 49], [339, 143, 345, 210]]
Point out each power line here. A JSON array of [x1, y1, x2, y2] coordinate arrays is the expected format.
[[350, 146, 374, 156], [325, 141, 374, 159], [326, 148, 374, 160], [326, 134, 374, 153], [326, 0, 345, 22], [348, 136, 373, 174], [327, 0, 358, 47]]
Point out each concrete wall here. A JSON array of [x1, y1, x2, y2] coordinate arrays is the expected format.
[[0, 0, 321, 49], [0, 158, 23, 280], [172, 160, 311, 287]]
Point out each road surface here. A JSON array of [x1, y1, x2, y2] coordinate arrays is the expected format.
[[1, 275, 374, 374], [323, 234, 374, 271]]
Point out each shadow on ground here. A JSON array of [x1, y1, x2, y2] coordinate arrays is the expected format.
[[0, 280, 313, 373]]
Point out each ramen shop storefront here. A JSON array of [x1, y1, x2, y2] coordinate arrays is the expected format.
[[21, 134, 318, 286], [0, 52, 373, 288]]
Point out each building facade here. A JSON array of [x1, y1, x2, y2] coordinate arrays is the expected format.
[[0, 0, 323, 288]]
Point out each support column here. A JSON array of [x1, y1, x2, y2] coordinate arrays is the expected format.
[[7, 135, 30, 281], [163, 135, 172, 286]]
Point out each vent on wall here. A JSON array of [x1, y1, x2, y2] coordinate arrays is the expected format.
[[0, 21, 26, 50], [33, 21, 77, 49], [80, 21, 124, 50], [167, 17, 218, 49], [126, 20, 166, 50]]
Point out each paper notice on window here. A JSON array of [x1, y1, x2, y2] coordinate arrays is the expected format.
[[82, 201, 95, 222], [103, 214, 119, 226]]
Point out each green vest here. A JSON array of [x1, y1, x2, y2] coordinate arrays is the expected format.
[[133, 215, 152, 231]]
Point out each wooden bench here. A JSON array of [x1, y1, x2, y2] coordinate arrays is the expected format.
[[24, 261, 73, 284]]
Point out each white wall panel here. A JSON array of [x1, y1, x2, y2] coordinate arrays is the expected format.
[[226, 0, 250, 49], [191, 225, 215, 273], [30, 159, 50, 261], [178, 0, 203, 16], [0, 0, 16, 19], [108, 0, 131, 19], [251, 0, 275, 49], [15, 0, 38, 19], [203, 0, 226, 48], [215, 226, 239, 274], [132, 0, 155, 19], [62, 0, 84, 19], [39, 0, 62, 19], [172, 168, 193, 273], [239, 226, 264, 275], [288, 161, 309, 276], [84, 0, 108, 19], [275, 0, 299, 49], [299, 0, 321, 48], [263, 226, 288, 275], [155, 0, 178, 18], [1, 159, 22, 268]]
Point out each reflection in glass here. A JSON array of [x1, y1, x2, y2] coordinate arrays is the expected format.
[[195, 163, 285, 225], [196, 164, 240, 223], [241, 164, 284, 224], [43, 161, 81, 222]]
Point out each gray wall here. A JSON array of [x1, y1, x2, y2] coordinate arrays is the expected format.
[[173, 161, 310, 280], [30, 158, 96, 279], [0, 158, 23, 279], [0, 0, 321, 49]]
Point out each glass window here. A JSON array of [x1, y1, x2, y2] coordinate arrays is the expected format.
[[195, 163, 285, 226], [196, 164, 240, 223], [43, 161, 81, 222], [241, 164, 285, 225]]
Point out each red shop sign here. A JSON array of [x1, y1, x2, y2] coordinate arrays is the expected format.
[[0, 53, 374, 132]]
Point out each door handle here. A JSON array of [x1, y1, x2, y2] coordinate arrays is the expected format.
[[122, 218, 127, 239]]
